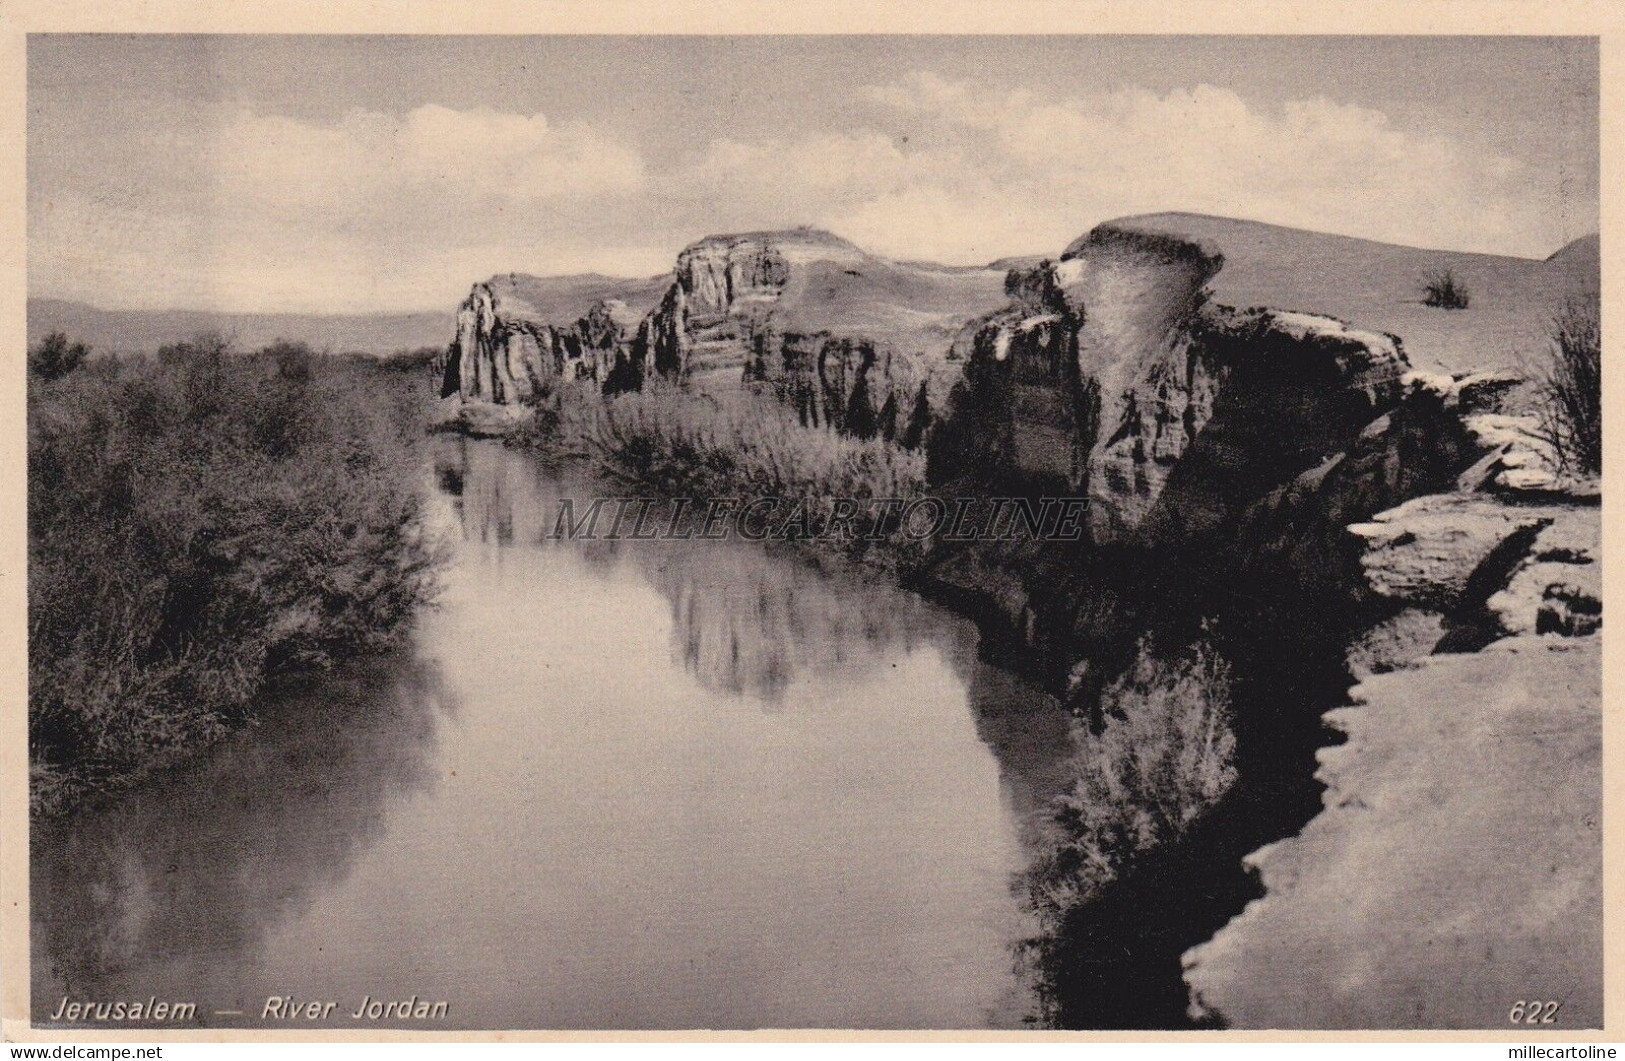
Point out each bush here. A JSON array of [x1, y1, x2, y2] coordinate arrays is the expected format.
[[29, 332, 90, 380], [1420, 268, 1470, 310], [522, 381, 927, 549], [1536, 293, 1602, 476], [29, 337, 442, 815], [1027, 636, 1236, 924]]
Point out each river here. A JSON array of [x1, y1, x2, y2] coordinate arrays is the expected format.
[[32, 437, 1078, 1030]]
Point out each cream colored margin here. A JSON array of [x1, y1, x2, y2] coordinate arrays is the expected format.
[[0, 0, 1620, 1044]]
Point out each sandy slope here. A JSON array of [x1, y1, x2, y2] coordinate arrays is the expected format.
[[480, 272, 671, 330], [1111, 213, 1599, 377], [1184, 634, 1602, 1029]]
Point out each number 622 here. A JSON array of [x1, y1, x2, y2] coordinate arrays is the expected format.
[[1510, 1001, 1561, 1024]]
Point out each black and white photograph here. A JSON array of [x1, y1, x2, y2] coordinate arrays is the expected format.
[[10, 24, 1608, 1040]]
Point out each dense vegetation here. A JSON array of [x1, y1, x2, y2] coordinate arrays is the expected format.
[[28, 334, 442, 816], [1536, 293, 1602, 476], [518, 379, 929, 558], [1028, 636, 1236, 922]]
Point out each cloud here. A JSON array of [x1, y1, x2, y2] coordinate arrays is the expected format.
[[205, 104, 645, 221], [31, 103, 654, 312], [696, 73, 1573, 265], [29, 77, 1589, 312]]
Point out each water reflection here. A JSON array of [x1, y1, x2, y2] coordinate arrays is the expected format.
[[436, 434, 1076, 829], [32, 655, 454, 1024], [435, 435, 949, 701]]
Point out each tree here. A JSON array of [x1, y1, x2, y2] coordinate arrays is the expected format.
[[900, 380, 932, 451], [28, 332, 89, 380], [263, 339, 315, 382]]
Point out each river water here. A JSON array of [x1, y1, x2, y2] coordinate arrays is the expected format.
[[32, 437, 1077, 1030]]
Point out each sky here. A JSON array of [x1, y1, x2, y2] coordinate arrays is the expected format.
[[28, 35, 1599, 315]]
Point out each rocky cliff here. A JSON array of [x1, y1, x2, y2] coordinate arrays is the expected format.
[[442, 272, 671, 405], [443, 229, 1012, 445], [1184, 419, 1601, 1027], [643, 228, 1010, 442], [915, 216, 1598, 692], [931, 221, 1502, 556]]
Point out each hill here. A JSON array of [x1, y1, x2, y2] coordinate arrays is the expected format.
[[27, 298, 457, 357], [769, 245, 1012, 358], [1106, 213, 1599, 376]]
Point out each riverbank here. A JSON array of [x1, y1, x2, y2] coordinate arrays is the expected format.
[[1185, 480, 1602, 1027], [28, 341, 443, 818], [1185, 634, 1601, 1028]]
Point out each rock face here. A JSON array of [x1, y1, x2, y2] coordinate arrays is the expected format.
[[442, 273, 670, 404], [930, 221, 1413, 548], [643, 227, 1009, 442], [443, 229, 1010, 447], [1064, 228, 1228, 533], [1226, 370, 1510, 603], [647, 230, 849, 388], [1185, 410, 1601, 1028]]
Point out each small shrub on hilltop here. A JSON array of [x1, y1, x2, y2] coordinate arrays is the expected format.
[[1535, 292, 1602, 476], [29, 336, 442, 815], [1420, 268, 1470, 310]]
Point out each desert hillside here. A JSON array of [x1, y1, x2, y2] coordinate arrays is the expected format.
[[721, 229, 1012, 357], [1107, 213, 1599, 376]]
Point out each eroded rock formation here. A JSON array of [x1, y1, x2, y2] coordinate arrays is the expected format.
[[931, 222, 1417, 549], [442, 273, 671, 404], [442, 228, 1010, 446], [643, 228, 1008, 443]]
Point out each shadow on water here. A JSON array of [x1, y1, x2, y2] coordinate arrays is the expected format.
[[32, 654, 456, 1025], [429, 435, 1082, 1026], [433, 434, 1352, 1030]]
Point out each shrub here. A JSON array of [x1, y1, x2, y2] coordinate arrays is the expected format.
[[1535, 292, 1602, 476], [1027, 636, 1236, 924], [29, 332, 89, 380], [29, 337, 442, 815], [527, 381, 927, 549], [1420, 268, 1470, 310]]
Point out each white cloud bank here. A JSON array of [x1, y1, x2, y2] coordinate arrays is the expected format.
[[29, 78, 1588, 313], [823, 73, 1562, 265]]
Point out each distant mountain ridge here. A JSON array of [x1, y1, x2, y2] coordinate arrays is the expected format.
[[27, 298, 458, 357]]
